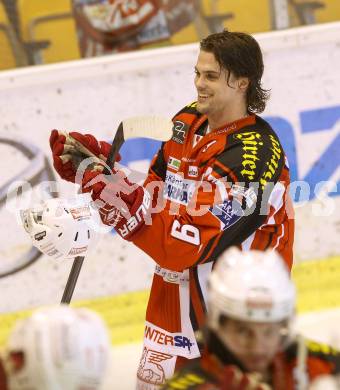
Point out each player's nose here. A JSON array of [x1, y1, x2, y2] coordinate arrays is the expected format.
[[195, 75, 206, 90]]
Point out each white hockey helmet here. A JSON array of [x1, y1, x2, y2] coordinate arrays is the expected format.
[[208, 247, 296, 329], [20, 194, 103, 260], [4, 305, 110, 390]]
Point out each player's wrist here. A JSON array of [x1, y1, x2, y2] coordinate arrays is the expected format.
[[114, 187, 151, 241], [82, 169, 151, 240]]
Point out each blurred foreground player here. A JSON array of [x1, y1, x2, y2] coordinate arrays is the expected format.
[[0, 305, 110, 390], [162, 248, 340, 390]]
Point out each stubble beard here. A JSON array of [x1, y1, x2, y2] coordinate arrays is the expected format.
[[196, 100, 210, 115]]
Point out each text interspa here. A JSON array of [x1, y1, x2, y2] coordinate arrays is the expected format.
[[145, 325, 194, 351]]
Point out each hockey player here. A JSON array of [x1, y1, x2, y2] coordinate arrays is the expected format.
[[0, 305, 111, 390], [162, 248, 340, 390], [50, 29, 294, 388]]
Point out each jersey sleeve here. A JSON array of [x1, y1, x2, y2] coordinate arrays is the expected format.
[[305, 340, 340, 377], [132, 127, 285, 272], [145, 142, 167, 183], [287, 339, 340, 379]]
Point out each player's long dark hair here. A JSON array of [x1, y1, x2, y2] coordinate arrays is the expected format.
[[200, 29, 270, 114]]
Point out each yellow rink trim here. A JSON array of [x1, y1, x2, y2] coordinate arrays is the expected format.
[[0, 290, 150, 348], [0, 256, 340, 348], [292, 256, 340, 313]]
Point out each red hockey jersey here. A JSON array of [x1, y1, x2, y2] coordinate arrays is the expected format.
[[132, 102, 294, 383], [162, 336, 340, 389]]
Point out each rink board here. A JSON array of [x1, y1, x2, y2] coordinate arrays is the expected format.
[[1, 255, 340, 348]]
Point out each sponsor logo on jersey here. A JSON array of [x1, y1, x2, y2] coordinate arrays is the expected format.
[[155, 265, 182, 283], [235, 131, 264, 181], [144, 325, 194, 352], [171, 121, 188, 144], [182, 157, 196, 163], [188, 166, 198, 178], [216, 123, 237, 135], [203, 169, 258, 209], [167, 156, 181, 171], [230, 184, 258, 208], [192, 134, 203, 147], [201, 140, 217, 153], [203, 168, 229, 201], [209, 198, 244, 230], [137, 347, 173, 386], [164, 172, 196, 205], [259, 134, 282, 189], [155, 265, 189, 283]]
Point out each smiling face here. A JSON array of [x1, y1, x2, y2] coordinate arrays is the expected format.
[[194, 50, 248, 127], [216, 318, 285, 375]]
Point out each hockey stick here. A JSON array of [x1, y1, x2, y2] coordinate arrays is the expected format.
[[61, 115, 173, 304], [296, 333, 308, 390]]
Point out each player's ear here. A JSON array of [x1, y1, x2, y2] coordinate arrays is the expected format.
[[238, 77, 249, 91]]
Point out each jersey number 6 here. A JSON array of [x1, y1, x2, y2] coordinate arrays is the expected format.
[[171, 220, 200, 246]]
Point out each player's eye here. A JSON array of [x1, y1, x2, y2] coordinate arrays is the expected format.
[[206, 73, 218, 80], [235, 326, 251, 337]]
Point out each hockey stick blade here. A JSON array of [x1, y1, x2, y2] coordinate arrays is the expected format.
[[67, 116, 173, 168], [122, 115, 173, 141], [105, 115, 173, 172]]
